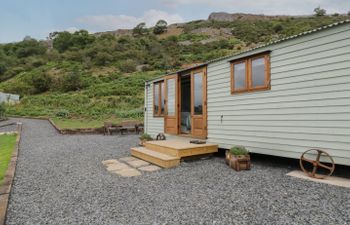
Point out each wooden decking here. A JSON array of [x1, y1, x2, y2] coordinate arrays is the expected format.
[[130, 140, 218, 168]]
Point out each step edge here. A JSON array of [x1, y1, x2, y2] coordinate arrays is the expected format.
[[131, 147, 180, 161]]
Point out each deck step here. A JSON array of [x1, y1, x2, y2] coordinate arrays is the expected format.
[[145, 140, 219, 158], [131, 147, 180, 168]]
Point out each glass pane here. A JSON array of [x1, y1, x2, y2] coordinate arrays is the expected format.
[[194, 72, 203, 115], [154, 83, 159, 114], [252, 57, 266, 87], [167, 78, 176, 116], [234, 62, 246, 90], [160, 82, 165, 114]]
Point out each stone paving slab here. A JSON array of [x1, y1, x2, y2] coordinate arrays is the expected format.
[[138, 165, 161, 172], [127, 159, 150, 168], [102, 159, 119, 166], [119, 156, 138, 162], [106, 162, 129, 172], [111, 168, 141, 177]]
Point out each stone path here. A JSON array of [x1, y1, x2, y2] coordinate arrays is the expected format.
[[102, 157, 161, 177]]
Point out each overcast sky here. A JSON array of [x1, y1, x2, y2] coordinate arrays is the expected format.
[[1, 0, 349, 43]]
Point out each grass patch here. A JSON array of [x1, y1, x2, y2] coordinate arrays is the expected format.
[[51, 117, 142, 129], [0, 134, 17, 185]]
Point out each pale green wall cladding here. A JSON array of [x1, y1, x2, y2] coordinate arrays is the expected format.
[[207, 23, 350, 166], [144, 23, 350, 165]]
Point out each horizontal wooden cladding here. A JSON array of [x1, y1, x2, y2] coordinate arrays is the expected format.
[[272, 53, 350, 74], [271, 28, 350, 57], [209, 73, 350, 93], [207, 119, 350, 128], [272, 67, 350, 84], [206, 25, 350, 71], [208, 82, 350, 100], [208, 113, 350, 121], [205, 141, 349, 165], [208, 60, 350, 84], [208, 105, 350, 115], [207, 125, 350, 136], [272, 37, 350, 63], [207, 129, 350, 144], [206, 134, 349, 158]]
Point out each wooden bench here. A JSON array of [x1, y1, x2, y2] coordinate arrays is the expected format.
[[103, 122, 122, 135], [120, 121, 143, 135]]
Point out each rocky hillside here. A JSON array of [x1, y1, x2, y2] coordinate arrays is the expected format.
[[0, 12, 349, 120]]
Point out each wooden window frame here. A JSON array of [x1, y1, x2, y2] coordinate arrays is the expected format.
[[153, 80, 165, 117], [230, 53, 271, 94]]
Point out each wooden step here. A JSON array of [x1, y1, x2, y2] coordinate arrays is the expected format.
[[145, 140, 218, 158], [131, 147, 180, 168]]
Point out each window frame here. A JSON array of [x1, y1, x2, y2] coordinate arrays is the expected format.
[[153, 80, 165, 117], [230, 53, 271, 94]]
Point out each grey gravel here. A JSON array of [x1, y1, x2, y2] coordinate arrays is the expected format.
[[5, 118, 350, 225]]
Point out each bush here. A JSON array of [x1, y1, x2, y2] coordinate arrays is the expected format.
[[61, 67, 82, 91], [31, 71, 52, 93], [230, 146, 249, 156], [118, 60, 137, 73], [114, 108, 143, 118], [153, 20, 168, 35], [273, 24, 284, 33], [94, 52, 113, 66], [55, 109, 70, 118], [140, 133, 152, 141], [314, 6, 326, 16]]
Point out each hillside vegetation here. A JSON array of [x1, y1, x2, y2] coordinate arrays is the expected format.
[[0, 12, 349, 125]]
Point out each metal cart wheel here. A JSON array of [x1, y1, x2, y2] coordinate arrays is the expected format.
[[300, 149, 335, 179]]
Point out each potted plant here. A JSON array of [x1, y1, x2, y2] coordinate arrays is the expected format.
[[226, 146, 251, 171], [139, 133, 153, 146]]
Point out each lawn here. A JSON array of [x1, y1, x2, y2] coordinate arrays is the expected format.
[[51, 117, 142, 129], [0, 134, 17, 185]]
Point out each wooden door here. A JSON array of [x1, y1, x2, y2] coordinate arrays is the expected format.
[[164, 75, 179, 134], [191, 67, 207, 138]]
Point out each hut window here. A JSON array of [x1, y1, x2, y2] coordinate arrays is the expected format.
[[153, 81, 165, 117], [231, 53, 270, 94]]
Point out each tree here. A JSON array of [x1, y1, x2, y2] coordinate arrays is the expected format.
[[52, 31, 73, 52], [31, 71, 52, 93], [132, 22, 148, 37], [62, 67, 82, 92], [153, 20, 168, 35], [314, 6, 326, 16]]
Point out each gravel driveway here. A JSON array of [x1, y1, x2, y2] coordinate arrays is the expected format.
[[4, 118, 350, 225]]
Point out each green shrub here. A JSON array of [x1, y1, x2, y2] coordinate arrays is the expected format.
[[55, 109, 70, 118], [31, 71, 52, 93], [118, 60, 137, 73], [140, 133, 152, 141], [230, 146, 249, 156], [61, 67, 82, 91], [314, 6, 326, 16]]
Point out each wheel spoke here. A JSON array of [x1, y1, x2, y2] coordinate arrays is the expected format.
[[301, 157, 315, 164], [311, 165, 318, 176], [317, 162, 333, 171]]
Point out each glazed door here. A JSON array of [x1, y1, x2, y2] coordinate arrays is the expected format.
[[164, 75, 179, 134], [191, 68, 207, 138]]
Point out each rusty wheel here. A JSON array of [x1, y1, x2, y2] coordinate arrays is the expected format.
[[300, 149, 335, 179]]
